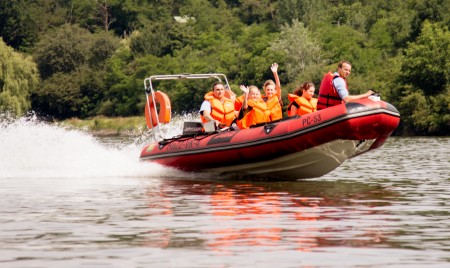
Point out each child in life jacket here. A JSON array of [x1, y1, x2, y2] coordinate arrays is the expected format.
[[287, 81, 318, 116], [236, 85, 271, 129], [262, 63, 283, 121], [235, 63, 283, 121]]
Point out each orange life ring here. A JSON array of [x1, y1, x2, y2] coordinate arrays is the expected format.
[[145, 91, 171, 128]]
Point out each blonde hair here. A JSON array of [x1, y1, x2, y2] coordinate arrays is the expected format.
[[263, 79, 275, 90], [249, 85, 260, 93]]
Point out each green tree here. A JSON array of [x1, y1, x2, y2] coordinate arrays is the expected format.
[[130, 20, 196, 57], [231, 0, 274, 25], [0, 0, 97, 51], [0, 39, 40, 116], [328, 2, 368, 31], [395, 21, 450, 135], [32, 70, 92, 119], [369, 18, 395, 53], [33, 24, 93, 79], [0, 0, 38, 51], [427, 90, 450, 135], [397, 90, 430, 135], [101, 44, 139, 116], [409, 0, 450, 41], [32, 24, 120, 119], [395, 87, 449, 135], [369, 1, 414, 51], [107, 0, 184, 36], [400, 21, 450, 95], [270, 20, 322, 82], [2, 0, 445, 135], [89, 31, 121, 67]]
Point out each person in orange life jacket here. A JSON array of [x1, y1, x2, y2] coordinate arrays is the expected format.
[[262, 62, 283, 121], [317, 60, 373, 110], [233, 63, 282, 120], [199, 82, 236, 128], [287, 81, 318, 117], [236, 85, 271, 129], [234, 93, 245, 113]]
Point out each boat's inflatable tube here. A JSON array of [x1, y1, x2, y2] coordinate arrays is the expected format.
[[145, 91, 171, 128], [140, 98, 400, 180]]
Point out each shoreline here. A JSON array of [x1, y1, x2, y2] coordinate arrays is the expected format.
[[57, 116, 147, 137]]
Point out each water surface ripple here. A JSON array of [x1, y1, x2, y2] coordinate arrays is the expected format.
[[0, 123, 449, 267]]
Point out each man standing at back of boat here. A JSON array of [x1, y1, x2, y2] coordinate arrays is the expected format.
[[317, 60, 373, 110], [199, 81, 236, 128]]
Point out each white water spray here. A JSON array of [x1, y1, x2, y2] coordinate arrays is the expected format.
[[0, 114, 196, 179]]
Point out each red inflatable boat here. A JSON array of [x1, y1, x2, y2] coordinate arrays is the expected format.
[[140, 74, 400, 180]]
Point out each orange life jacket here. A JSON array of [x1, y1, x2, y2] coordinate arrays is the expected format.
[[200, 92, 235, 126], [317, 72, 346, 110], [287, 94, 317, 116], [234, 95, 245, 111], [263, 95, 282, 121], [236, 99, 271, 129]]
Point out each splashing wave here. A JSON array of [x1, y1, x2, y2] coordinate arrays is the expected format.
[[0, 114, 196, 179]]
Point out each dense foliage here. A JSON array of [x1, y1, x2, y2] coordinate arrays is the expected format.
[[0, 39, 39, 115], [0, 0, 449, 135]]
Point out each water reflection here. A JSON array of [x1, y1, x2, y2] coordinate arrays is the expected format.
[[143, 179, 399, 252], [1, 119, 448, 266]]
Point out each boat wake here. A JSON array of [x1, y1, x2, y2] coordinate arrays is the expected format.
[[0, 114, 193, 180]]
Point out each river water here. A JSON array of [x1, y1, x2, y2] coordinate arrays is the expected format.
[[0, 117, 449, 267]]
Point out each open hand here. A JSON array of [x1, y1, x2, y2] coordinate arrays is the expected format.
[[271, 63, 278, 73], [240, 85, 249, 94]]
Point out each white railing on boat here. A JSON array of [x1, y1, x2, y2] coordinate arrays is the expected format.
[[143, 73, 232, 141]]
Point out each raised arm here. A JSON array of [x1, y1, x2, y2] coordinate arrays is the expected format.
[[271, 63, 282, 104], [240, 85, 249, 110]]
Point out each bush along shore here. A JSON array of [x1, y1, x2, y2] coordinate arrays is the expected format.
[[58, 116, 147, 136]]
